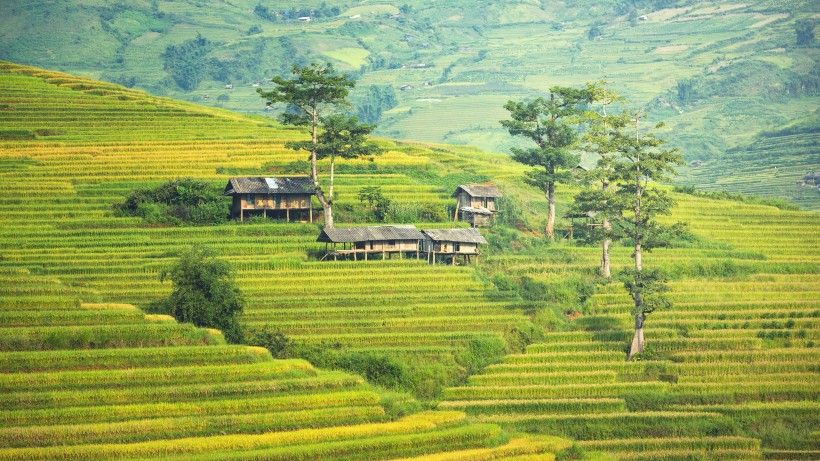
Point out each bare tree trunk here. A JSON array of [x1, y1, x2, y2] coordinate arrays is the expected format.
[[601, 221, 611, 278], [629, 157, 644, 360], [309, 110, 333, 228], [627, 312, 645, 360], [326, 155, 336, 228], [600, 177, 611, 278], [546, 181, 555, 241]]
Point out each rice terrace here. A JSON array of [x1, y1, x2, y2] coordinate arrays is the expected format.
[[0, 1, 818, 460]]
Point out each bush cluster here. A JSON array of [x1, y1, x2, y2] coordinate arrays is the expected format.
[[114, 178, 229, 225]]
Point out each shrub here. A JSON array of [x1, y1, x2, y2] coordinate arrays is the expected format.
[[247, 325, 291, 358], [151, 245, 244, 343], [114, 178, 229, 225]]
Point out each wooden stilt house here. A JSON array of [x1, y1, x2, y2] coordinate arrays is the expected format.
[[317, 225, 425, 261], [224, 177, 315, 222], [421, 228, 487, 265], [452, 184, 502, 227]]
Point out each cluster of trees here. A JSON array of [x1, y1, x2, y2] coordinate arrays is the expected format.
[[114, 178, 228, 225], [501, 82, 684, 359], [354, 85, 399, 124], [162, 34, 215, 91]]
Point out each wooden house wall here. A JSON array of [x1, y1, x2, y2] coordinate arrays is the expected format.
[[457, 192, 496, 211], [352, 239, 419, 252], [422, 238, 479, 254], [238, 193, 311, 210]]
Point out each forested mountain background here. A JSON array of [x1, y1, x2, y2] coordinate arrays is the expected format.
[[1, 0, 817, 208]]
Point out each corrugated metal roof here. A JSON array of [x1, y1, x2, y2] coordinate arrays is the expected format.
[[224, 177, 315, 195], [451, 184, 502, 198], [422, 228, 488, 244], [318, 225, 424, 243]]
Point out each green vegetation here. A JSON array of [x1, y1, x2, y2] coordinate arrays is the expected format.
[[501, 86, 595, 240], [0, 63, 817, 460], [151, 246, 245, 343], [259, 63, 362, 228], [115, 178, 229, 225]]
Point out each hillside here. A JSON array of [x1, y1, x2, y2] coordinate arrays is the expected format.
[[0, 0, 817, 209], [0, 62, 570, 461], [0, 63, 818, 460]]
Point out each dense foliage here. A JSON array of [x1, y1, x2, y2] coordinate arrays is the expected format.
[[152, 245, 245, 343], [114, 178, 229, 225]]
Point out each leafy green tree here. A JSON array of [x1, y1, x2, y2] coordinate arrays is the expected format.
[[316, 114, 382, 216], [157, 245, 244, 343], [608, 115, 684, 359], [501, 87, 595, 240], [358, 185, 392, 221], [258, 63, 357, 228], [572, 82, 625, 277]]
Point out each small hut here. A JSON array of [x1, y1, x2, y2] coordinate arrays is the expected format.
[[452, 184, 502, 227], [224, 177, 315, 222], [317, 225, 424, 261], [421, 228, 487, 265]]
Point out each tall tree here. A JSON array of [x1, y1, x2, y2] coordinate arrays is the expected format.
[[609, 115, 684, 359], [258, 63, 355, 228], [286, 114, 382, 223], [501, 87, 594, 240], [573, 82, 625, 278]]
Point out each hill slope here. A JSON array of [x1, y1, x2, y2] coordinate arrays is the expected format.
[[0, 62, 570, 461], [0, 0, 817, 208], [0, 63, 818, 460]]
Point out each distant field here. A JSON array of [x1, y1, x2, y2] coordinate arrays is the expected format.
[[0, 0, 816, 207]]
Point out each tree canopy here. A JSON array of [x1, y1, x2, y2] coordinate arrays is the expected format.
[[155, 245, 245, 343], [259, 63, 379, 228], [501, 86, 596, 239]]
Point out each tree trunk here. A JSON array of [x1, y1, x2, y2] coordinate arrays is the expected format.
[[600, 176, 611, 278], [627, 312, 645, 360], [546, 181, 555, 241], [326, 154, 336, 228], [309, 110, 333, 228], [601, 224, 611, 278]]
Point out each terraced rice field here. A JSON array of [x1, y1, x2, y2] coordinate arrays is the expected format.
[[441, 199, 820, 460], [0, 61, 569, 460], [1, 61, 818, 460]]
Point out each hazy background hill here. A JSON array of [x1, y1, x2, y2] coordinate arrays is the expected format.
[[1, 0, 817, 209]]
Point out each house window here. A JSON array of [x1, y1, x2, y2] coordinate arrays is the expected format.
[[246, 194, 254, 205], [388, 240, 396, 247], [455, 243, 461, 252], [370, 241, 374, 250]]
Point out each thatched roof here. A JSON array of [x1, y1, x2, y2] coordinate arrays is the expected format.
[[422, 228, 487, 244], [224, 177, 315, 195], [317, 225, 424, 243], [451, 184, 502, 198]]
